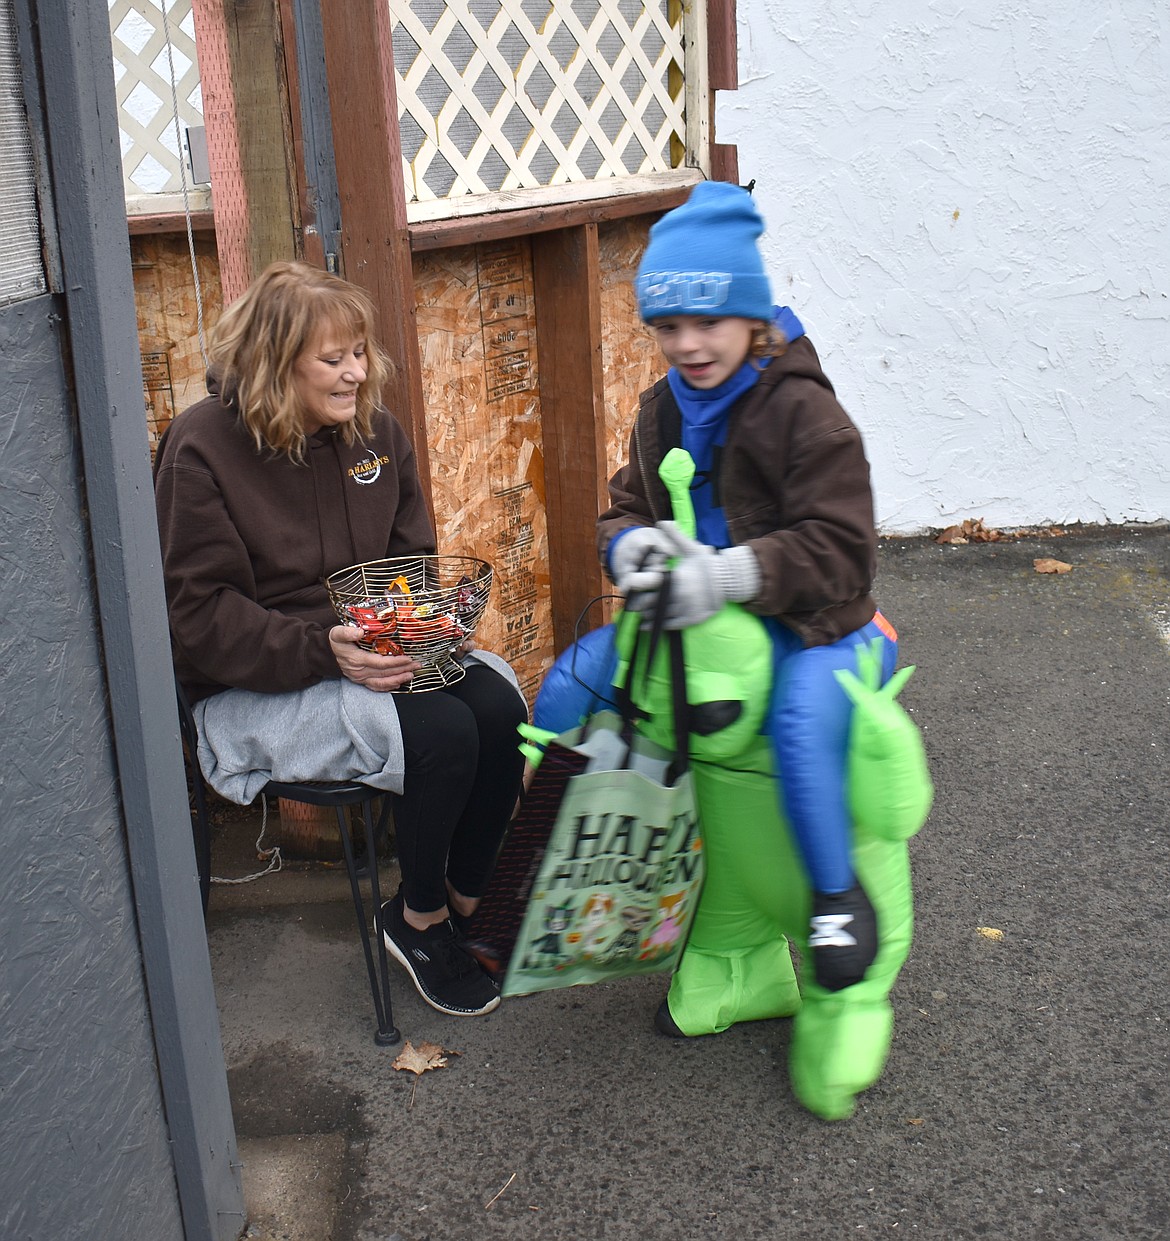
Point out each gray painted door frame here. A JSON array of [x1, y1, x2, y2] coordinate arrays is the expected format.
[[12, 2, 244, 1237]]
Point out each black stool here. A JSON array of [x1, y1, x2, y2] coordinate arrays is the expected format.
[[177, 683, 400, 1045]]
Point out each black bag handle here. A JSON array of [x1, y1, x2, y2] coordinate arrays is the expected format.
[[611, 573, 693, 781]]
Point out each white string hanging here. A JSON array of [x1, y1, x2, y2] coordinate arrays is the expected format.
[[210, 796, 284, 887]]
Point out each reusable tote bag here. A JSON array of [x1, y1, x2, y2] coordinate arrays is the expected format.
[[467, 623, 704, 998]]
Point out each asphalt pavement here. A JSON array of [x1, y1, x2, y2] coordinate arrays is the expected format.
[[205, 524, 1170, 1241]]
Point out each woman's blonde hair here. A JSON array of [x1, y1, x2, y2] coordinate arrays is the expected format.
[[209, 260, 392, 460]]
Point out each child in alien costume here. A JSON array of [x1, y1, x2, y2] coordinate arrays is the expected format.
[[536, 446, 929, 1119], [536, 182, 932, 1118]]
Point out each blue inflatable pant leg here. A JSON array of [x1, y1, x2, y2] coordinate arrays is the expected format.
[[532, 624, 620, 735]]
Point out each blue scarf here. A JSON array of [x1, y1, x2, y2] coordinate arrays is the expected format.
[[666, 307, 804, 546]]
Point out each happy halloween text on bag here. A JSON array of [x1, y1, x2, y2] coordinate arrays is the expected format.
[[503, 729, 704, 998]]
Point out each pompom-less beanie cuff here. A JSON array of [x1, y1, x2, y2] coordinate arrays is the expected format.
[[636, 180, 773, 322]]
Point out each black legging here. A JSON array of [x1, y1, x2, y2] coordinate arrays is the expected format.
[[391, 664, 527, 913]]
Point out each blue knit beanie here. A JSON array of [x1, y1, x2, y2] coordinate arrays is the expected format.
[[636, 181, 773, 322]]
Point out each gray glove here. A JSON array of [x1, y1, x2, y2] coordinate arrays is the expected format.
[[624, 521, 761, 629], [608, 526, 675, 603]]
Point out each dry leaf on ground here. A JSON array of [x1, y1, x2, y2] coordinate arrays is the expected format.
[[935, 518, 1068, 545], [392, 1040, 461, 1076], [936, 517, 1003, 544], [977, 926, 1005, 941], [1033, 558, 1072, 574]]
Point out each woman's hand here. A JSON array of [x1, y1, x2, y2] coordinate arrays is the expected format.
[[329, 625, 421, 692]]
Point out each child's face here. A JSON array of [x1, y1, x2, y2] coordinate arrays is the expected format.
[[651, 315, 755, 389]]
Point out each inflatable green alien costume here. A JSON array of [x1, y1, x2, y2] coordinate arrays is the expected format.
[[534, 450, 931, 1120]]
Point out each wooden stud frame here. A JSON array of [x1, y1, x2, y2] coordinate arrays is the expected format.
[[317, 0, 433, 513], [531, 224, 610, 650]]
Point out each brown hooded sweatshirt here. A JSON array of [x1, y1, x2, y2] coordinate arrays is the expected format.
[[598, 334, 877, 647], [154, 387, 435, 703]]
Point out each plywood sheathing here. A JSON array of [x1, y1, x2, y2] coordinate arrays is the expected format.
[[131, 232, 223, 458], [412, 240, 549, 703]]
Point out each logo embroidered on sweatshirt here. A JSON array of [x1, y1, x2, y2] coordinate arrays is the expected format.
[[350, 452, 390, 484]]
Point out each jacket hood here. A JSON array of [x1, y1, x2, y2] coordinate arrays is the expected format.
[[205, 367, 235, 407], [764, 334, 836, 396]]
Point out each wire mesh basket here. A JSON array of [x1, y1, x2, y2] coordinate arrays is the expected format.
[[325, 555, 493, 692]]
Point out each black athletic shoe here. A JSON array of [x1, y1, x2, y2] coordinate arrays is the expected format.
[[654, 998, 687, 1038], [808, 882, 878, 992], [381, 892, 500, 1016]]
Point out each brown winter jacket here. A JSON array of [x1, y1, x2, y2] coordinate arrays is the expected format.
[[597, 335, 877, 647], [154, 389, 435, 702]]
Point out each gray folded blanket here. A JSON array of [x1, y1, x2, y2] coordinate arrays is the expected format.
[[194, 651, 522, 805]]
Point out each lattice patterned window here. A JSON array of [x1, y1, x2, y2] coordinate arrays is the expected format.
[[109, 0, 208, 214], [390, 0, 707, 221]]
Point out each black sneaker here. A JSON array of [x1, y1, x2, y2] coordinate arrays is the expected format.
[[381, 893, 500, 1016], [654, 998, 687, 1038], [808, 882, 878, 992]]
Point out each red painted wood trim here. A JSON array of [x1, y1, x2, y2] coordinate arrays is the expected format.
[[710, 143, 740, 186], [190, 0, 250, 303], [707, 0, 738, 91]]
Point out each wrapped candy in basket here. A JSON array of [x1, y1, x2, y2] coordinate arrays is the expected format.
[[324, 555, 493, 692]]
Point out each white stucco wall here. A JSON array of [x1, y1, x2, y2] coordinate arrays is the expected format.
[[718, 3, 1170, 533]]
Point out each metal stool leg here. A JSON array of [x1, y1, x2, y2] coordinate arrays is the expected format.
[[336, 801, 400, 1046], [363, 798, 397, 1042]]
